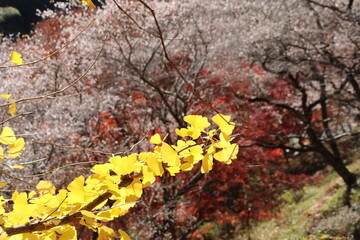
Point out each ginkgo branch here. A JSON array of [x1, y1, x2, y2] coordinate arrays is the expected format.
[[0, 112, 33, 125], [0, 39, 106, 109], [33, 131, 149, 157], [2, 173, 140, 237], [0, 19, 96, 69], [0, 169, 37, 190]]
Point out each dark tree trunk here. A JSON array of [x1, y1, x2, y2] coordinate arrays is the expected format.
[[348, 0, 355, 9], [347, 74, 360, 101], [307, 127, 357, 206]]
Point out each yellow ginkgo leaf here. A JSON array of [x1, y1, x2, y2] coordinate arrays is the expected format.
[[0, 127, 16, 145], [126, 179, 143, 199], [96, 210, 115, 222], [51, 219, 61, 226], [0, 182, 7, 188], [175, 127, 190, 138], [166, 166, 181, 176], [36, 180, 56, 195], [139, 152, 164, 176], [207, 145, 216, 155], [12, 192, 36, 220], [28, 191, 36, 199], [82, 0, 96, 8], [67, 176, 85, 203], [177, 115, 210, 139], [9, 100, 16, 117], [10, 165, 24, 169], [57, 225, 77, 240], [0, 232, 8, 240], [0, 94, 11, 99], [34, 189, 67, 209], [150, 133, 162, 144], [0, 146, 3, 162], [110, 154, 141, 176], [212, 114, 235, 135], [213, 132, 232, 149], [141, 166, 156, 187], [213, 144, 239, 164], [7, 137, 25, 158], [184, 115, 210, 132], [180, 162, 193, 171], [201, 154, 213, 173], [9, 51, 23, 65], [160, 142, 180, 167], [81, 210, 97, 219], [98, 226, 117, 240], [118, 229, 131, 240]]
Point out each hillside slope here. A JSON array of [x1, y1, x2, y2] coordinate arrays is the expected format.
[[237, 161, 360, 240]]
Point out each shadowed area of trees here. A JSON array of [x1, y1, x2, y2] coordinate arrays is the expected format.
[[0, 0, 52, 34], [0, 0, 102, 35]]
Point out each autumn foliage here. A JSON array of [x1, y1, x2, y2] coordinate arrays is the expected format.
[[0, 111, 238, 239], [0, 0, 359, 239]]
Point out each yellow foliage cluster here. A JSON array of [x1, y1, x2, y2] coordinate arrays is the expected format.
[[0, 127, 25, 162], [0, 95, 24, 166], [0, 94, 25, 194], [0, 114, 238, 239]]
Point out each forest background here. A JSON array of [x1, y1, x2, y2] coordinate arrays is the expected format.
[[0, 0, 359, 239]]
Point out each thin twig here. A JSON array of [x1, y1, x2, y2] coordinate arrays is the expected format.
[[0, 112, 33, 125], [0, 39, 106, 109], [0, 20, 96, 69], [0, 169, 37, 189], [117, 0, 233, 125], [22, 161, 101, 178], [32, 131, 149, 157]]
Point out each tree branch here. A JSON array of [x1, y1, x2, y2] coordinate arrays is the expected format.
[[2, 173, 140, 237]]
